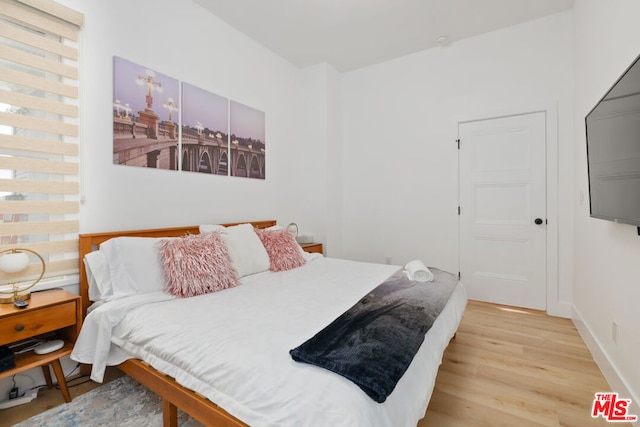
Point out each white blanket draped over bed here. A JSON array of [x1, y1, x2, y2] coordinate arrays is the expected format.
[[72, 255, 466, 427]]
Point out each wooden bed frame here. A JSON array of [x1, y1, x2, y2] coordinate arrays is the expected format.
[[78, 220, 277, 427]]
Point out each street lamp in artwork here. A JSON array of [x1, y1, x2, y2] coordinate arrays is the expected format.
[[136, 69, 163, 110], [113, 99, 123, 117], [122, 103, 132, 120], [195, 121, 204, 143], [163, 98, 178, 123]]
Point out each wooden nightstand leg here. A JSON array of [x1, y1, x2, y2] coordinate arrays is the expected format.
[[50, 359, 71, 403], [41, 365, 53, 389]]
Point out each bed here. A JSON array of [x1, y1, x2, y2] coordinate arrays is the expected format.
[[72, 220, 467, 427]]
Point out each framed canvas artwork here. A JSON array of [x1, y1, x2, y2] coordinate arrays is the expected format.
[[113, 57, 180, 170], [181, 83, 229, 175]]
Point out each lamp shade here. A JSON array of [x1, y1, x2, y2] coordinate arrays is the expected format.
[[0, 251, 30, 273]]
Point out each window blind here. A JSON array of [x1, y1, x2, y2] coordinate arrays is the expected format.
[[0, 0, 83, 283]]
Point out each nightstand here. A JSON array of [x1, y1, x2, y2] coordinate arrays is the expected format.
[[0, 289, 82, 403], [300, 242, 323, 254]]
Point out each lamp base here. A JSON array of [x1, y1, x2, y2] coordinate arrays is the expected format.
[[0, 292, 31, 304]]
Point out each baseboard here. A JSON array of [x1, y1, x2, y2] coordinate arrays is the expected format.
[[572, 305, 639, 426]]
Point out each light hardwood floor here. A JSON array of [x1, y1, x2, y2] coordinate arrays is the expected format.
[[420, 301, 628, 427], [1, 301, 628, 426]]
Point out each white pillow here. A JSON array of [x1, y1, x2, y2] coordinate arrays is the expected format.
[[199, 224, 225, 234], [100, 237, 167, 299], [83, 250, 113, 302], [200, 223, 270, 278]]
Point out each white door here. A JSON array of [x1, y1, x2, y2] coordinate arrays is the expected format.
[[459, 112, 546, 310]]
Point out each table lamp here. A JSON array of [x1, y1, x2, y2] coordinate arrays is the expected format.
[[0, 248, 45, 308]]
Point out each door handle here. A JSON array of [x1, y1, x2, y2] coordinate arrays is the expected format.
[[534, 218, 544, 225]]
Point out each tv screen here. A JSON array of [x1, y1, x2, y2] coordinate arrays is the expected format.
[[585, 53, 640, 227]]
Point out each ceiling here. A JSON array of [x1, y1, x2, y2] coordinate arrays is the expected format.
[[192, 0, 574, 72]]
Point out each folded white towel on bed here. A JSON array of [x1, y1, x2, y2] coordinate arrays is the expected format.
[[404, 260, 434, 282]]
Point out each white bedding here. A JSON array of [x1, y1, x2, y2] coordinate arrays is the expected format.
[[72, 255, 466, 427]]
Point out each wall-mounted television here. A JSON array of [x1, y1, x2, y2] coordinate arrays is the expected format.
[[585, 53, 640, 231]]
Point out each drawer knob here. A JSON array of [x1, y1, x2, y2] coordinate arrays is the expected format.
[[15, 324, 24, 332]]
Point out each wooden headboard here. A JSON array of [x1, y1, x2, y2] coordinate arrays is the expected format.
[[78, 220, 277, 318]]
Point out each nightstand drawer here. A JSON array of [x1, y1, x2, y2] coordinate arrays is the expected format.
[[300, 242, 323, 254], [0, 301, 76, 345]]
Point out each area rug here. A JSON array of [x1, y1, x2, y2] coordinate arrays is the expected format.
[[15, 375, 204, 427]]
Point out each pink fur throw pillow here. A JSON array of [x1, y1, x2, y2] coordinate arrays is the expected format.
[[254, 228, 306, 272], [157, 232, 239, 298]]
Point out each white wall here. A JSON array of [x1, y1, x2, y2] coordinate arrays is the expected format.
[[339, 12, 575, 313], [572, 0, 640, 415], [55, 0, 328, 237], [299, 63, 344, 256]]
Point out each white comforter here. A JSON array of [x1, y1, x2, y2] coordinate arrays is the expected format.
[[72, 256, 466, 427]]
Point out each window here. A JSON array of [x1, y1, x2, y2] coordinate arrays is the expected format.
[[0, 0, 83, 287]]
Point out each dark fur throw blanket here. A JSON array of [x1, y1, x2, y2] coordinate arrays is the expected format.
[[290, 267, 458, 403]]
